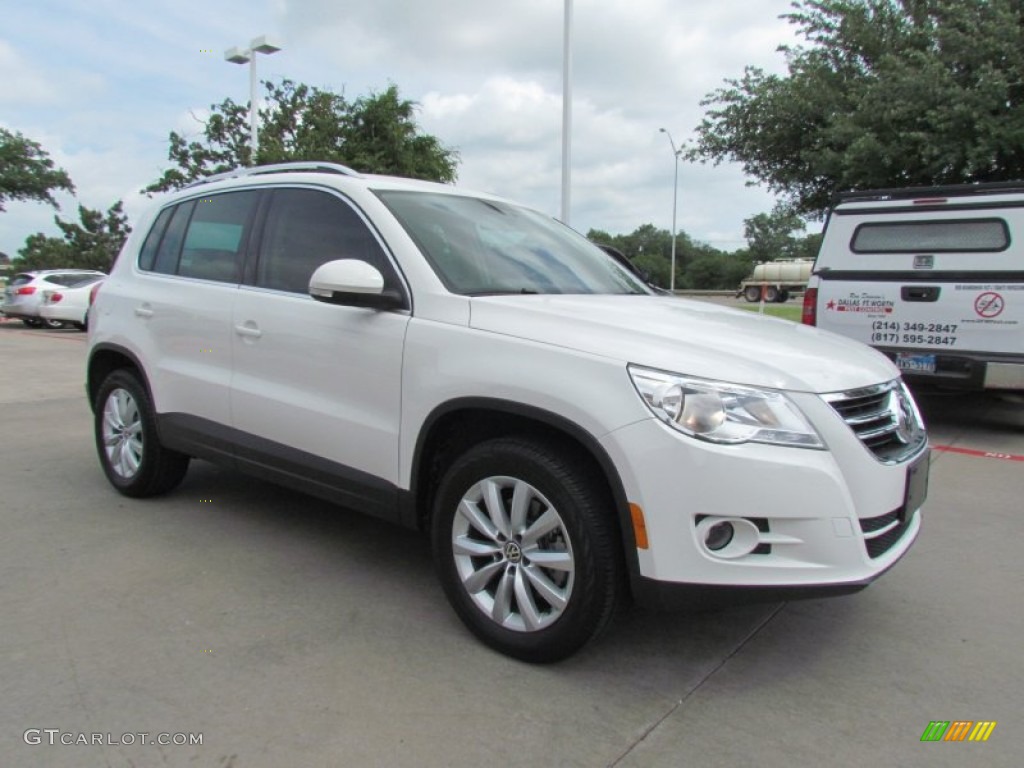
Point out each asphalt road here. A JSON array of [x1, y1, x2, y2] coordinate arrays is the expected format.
[[1, 319, 1021, 768]]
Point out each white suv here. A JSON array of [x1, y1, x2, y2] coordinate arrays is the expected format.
[[87, 163, 928, 662]]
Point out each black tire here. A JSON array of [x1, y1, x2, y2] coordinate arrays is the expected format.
[[743, 286, 761, 303], [775, 289, 790, 303], [42, 318, 65, 330], [764, 286, 779, 302], [93, 370, 190, 497], [431, 436, 621, 663], [22, 318, 43, 328]]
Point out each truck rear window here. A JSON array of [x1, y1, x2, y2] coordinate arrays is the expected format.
[[850, 219, 1009, 253]]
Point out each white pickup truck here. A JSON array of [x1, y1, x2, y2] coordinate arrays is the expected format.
[[803, 183, 1024, 391]]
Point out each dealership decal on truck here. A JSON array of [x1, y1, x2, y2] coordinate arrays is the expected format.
[[826, 293, 895, 314]]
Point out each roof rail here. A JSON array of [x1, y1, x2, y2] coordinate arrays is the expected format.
[[184, 162, 363, 188], [834, 180, 1024, 204]]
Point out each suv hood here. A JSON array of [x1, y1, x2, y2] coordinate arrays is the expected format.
[[469, 295, 897, 393]]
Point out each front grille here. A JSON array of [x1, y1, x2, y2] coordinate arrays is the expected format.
[[859, 509, 914, 558], [823, 381, 926, 463]]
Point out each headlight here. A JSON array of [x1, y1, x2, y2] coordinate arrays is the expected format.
[[628, 365, 825, 449]]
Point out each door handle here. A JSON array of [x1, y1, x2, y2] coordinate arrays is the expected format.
[[901, 286, 940, 302], [234, 323, 262, 339], [134, 305, 154, 318]]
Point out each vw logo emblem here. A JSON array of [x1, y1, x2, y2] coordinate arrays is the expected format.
[[504, 541, 523, 564], [890, 388, 916, 445]]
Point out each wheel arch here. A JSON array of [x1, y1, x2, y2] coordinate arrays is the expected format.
[[405, 397, 642, 583], [87, 344, 152, 414]]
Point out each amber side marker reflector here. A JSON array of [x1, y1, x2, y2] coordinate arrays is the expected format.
[[629, 503, 649, 549]]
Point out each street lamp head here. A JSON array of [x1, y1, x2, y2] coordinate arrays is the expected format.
[[224, 46, 250, 64], [250, 34, 282, 55]]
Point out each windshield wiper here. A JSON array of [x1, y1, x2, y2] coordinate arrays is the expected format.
[[467, 288, 540, 296]]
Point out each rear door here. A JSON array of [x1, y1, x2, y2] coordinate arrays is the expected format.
[[126, 190, 261, 427], [814, 198, 1024, 372]]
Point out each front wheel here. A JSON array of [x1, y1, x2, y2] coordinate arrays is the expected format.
[[764, 286, 779, 302], [431, 437, 621, 663], [743, 286, 761, 303], [22, 318, 43, 328], [94, 370, 190, 497], [42, 318, 65, 329]]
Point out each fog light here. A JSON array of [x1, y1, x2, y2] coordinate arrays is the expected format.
[[705, 522, 734, 552]]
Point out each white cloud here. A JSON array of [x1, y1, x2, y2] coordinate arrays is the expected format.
[[0, 41, 60, 105], [1, 0, 801, 258]]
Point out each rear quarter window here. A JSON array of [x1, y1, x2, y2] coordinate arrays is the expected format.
[[850, 219, 1009, 253]]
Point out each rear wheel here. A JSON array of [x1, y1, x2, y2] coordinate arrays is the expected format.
[[776, 289, 790, 303], [22, 318, 43, 328], [764, 286, 779, 302], [431, 437, 621, 663], [743, 286, 761, 303], [94, 370, 190, 497], [42, 318, 65, 329]]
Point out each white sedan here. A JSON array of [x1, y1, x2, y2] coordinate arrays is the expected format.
[[39, 277, 105, 331]]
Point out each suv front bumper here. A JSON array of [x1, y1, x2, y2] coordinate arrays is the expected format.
[[601, 408, 922, 597]]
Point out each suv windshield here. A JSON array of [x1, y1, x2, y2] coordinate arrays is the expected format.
[[377, 191, 649, 296]]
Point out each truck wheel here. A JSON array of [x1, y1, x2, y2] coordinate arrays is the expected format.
[[776, 289, 790, 303], [431, 436, 621, 663], [744, 286, 761, 303], [764, 286, 779, 302]]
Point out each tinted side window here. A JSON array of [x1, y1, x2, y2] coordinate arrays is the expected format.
[[138, 207, 174, 271], [256, 189, 393, 294], [177, 192, 259, 283], [152, 201, 195, 275]]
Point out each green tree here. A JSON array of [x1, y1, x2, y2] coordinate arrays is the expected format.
[[686, 252, 753, 290], [586, 224, 675, 287], [585, 224, 734, 289], [0, 128, 74, 212], [743, 205, 823, 262], [690, 0, 1024, 216], [146, 80, 459, 193], [16, 201, 131, 273]]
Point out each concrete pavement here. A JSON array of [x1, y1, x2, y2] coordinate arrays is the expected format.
[[0, 324, 1020, 767]]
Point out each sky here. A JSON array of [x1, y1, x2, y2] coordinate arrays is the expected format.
[[0, 0, 806, 261]]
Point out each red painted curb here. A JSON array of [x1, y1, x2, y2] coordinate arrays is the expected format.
[[933, 444, 1024, 463]]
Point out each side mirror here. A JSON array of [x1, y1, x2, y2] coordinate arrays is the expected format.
[[309, 259, 405, 310]]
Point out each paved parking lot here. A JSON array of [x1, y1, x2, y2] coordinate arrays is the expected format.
[[1, 319, 1021, 767]]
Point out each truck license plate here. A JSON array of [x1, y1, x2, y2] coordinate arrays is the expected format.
[[896, 353, 936, 374]]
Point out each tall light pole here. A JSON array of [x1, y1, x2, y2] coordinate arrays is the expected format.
[[225, 35, 282, 165], [561, 0, 573, 224], [659, 128, 681, 293]]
